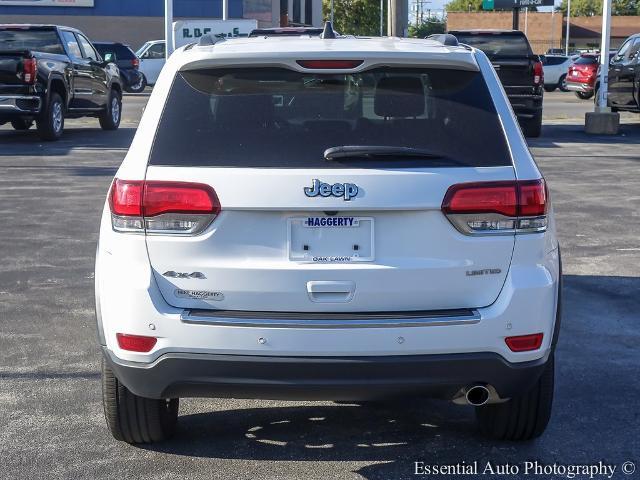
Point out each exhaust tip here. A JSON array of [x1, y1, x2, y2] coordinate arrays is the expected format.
[[465, 385, 490, 406]]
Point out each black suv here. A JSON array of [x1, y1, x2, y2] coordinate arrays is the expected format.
[[0, 24, 122, 140], [606, 33, 640, 113], [93, 42, 146, 93], [448, 30, 544, 137]]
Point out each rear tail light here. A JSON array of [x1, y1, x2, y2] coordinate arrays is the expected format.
[[21, 57, 37, 84], [131, 57, 140, 69], [442, 179, 548, 235], [116, 333, 157, 352], [505, 333, 543, 352], [533, 60, 543, 86], [109, 179, 220, 235]]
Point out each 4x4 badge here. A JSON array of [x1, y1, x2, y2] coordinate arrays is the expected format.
[[304, 179, 359, 201]]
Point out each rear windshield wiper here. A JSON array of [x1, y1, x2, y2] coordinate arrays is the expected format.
[[324, 145, 449, 162]]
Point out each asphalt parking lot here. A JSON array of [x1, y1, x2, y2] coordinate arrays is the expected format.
[[1, 91, 639, 480]]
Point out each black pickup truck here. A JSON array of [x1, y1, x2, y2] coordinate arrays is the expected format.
[[448, 30, 544, 137], [0, 25, 122, 140]]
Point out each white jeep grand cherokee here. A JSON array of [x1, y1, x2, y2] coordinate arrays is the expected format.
[[96, 28, 561, 444]]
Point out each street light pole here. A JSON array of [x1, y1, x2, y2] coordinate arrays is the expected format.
[[565, 0, 571, 55], [380, 0, 384, 36], [165, 0, 173, 59], [331, 0, 334, 24]]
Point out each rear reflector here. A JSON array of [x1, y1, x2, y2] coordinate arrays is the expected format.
[[296, 60, 364, 69], [116, 333, 157, 352], [442, 179, 548, 235], [505, 333, 544, 352], [109, 179, 220, 235]]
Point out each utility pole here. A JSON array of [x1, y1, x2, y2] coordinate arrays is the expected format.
[[551, 8, 555, 51], [388, 0, 408, 37], [165, 0, 173, 58], [565, 0, 571, 54]]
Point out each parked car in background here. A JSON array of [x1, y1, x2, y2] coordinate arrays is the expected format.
[[448, 29, 544, 137], [0, 24, 122, 140], [94, 42, 145, 93], [566, 52, 615, 100], [540, 55, 575, 92], [136, 40, 165, 86], [605, 33, 640, 113]]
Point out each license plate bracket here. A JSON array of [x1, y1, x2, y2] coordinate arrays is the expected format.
[[288, 216, 374, 263]]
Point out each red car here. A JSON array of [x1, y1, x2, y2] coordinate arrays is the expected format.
[[566, 52, 616, 99], [566, 54, 599, 99]]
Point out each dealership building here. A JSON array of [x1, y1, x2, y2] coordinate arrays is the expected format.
[[0, 0, 323, 49]]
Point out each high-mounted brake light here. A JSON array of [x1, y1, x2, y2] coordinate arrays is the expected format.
[[109, 179, 220, 235], [22, 57, 37, 84], [533, 60, 544, 86], [116, 333, 157, 352], [505, 333, 543, 352], [442, 179, 548, 235], [296, 60, 363, 69]]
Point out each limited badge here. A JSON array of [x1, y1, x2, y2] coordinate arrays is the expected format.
[[175, 289, 224, 300]]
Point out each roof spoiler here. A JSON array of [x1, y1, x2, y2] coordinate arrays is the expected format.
[[427, 34, 459, 47]]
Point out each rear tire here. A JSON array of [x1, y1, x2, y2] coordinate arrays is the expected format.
[[521, 111, 542, 138], [558, 75, 569, 92], [475, 354, 554, 441], [126, 74, 147, 94], [36, 92, 64, 141], [576, 91, 593, 100], [99, 89, 122, 130], [102, 360, 179, 443], [11, 118, 33, 130]]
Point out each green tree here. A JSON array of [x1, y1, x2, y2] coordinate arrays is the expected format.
[[408, 18, 446, 37], [558, 0, 639, 15], [445, 0, 483, 12], [322, 0, 387, 35]]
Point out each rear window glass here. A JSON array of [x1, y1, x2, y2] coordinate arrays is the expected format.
[[574, 56, 597, 65], [0, 29, 64, 54], [542, 56, 568, 66], [453, 33, 531, 57], [149, 67, 511, 168], [94, 43, 135, 60]]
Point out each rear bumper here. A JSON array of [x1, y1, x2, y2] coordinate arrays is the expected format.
[[0, 95, 41, 117], [120, 69, 143, 87], [103, 346, 551, 401], [565, 81, 594, 93], [505, 89, 543, 118]]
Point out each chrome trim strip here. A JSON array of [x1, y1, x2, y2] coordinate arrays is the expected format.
[[180, 310, 481, 328]]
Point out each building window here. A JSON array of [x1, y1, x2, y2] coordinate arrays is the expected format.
[[305, 0, 312, 25]]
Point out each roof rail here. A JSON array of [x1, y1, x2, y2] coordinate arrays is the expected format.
[[198, 34, 226, 46], [427, 34, 459, 47]]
